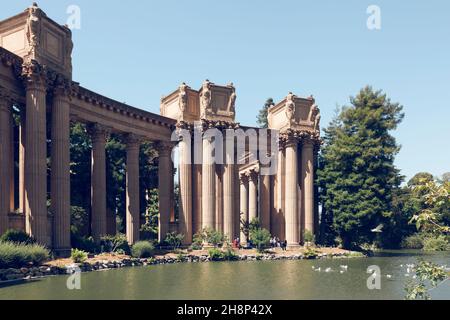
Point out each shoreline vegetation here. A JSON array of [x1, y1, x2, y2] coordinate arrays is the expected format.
[[0, 246, 363, 284]]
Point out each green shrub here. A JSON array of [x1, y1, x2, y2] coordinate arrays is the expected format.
[[191, 231, 204, 250], [222, 248, 238, 261], [0, 229, 35, 244], [303, 247, 320, 259], [303, 230, 316, 245], [208, 248, 223, 261], [71, 248, 88, 263], [131, 241, 154, 258], [71, 233, 100, 253], [0, 242, 49, 268], [100, 234, 130, 255], [423, 235, 449, 251], [401, 234, 424, 249], [164, 232, 184, 251], [249, 228, 271, 252], [204, 228, 227, 247]]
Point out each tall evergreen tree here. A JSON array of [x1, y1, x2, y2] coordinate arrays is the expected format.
[[317, 86, 404, 249], [256, 98, 274, 128]]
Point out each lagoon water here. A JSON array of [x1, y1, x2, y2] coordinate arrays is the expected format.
[[0, 250, 448, 300]]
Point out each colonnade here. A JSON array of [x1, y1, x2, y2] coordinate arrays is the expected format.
[[0, 65, 175, 254]]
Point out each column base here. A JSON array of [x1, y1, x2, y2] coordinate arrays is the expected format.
[[287, 243, 301, 249]]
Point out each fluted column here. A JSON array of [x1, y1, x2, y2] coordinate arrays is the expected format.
[[125, 134, 141, 245], [0, 93, 12, 235], [223, 135, 235, 240], [239, 173, 249, 243], [51, 84, 71, 253], [285, 136, 299, 246], [201, 135, 216, 230], [260, 173, 271, 231], [23, 66, 48, 245], [179, 134, 192, 245], [248, 169, 258, 223], [158, 142, 172, 242], [273, 144, 285, 240], [19, 110, 26, 214], [302, 140, 315, 235], [88, 124, 109, 241]]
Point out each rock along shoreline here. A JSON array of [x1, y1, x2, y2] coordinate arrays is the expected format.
[[0, 250, 365, 283]]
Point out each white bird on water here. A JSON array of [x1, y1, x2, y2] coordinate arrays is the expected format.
[[325, 267, 332, 273], [314, 267, 321, 272], [340, 265, 348, 270], [386, 274, 392, 279]]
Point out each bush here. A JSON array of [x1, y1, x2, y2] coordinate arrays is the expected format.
[[208, 248, 224, 261], [249, 228, 271, 252], [423, 235, 449, 251], [303, 230, 316, 245], [222, 248, 238, 261], [191, 232, 204, 250], [303, 247, 320, 259], [401, 234, 424, 249], [164, 232, 184, 251], [0, 242, 49, 268], [71, 233, 100, 253], [100, 234, 130, 255], [204, 228, 227, 247], [131, 241, 154, 258], [0, 229, 35, 245], [71, 248, 88, 263]]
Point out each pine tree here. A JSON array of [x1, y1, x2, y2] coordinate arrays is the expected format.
[[256, 98, 274, 128], [317, 86, 404, 249]]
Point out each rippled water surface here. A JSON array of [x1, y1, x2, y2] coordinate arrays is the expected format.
[[0, 250, 448, 300]]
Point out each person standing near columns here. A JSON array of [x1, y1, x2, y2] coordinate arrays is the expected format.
[[248, 169, 259, 223], [50, 78, 72, 254], [22, 61, 49, 245], [157, 142, 173, 243], [0, 90, 12, 235], [239, 173, 249, 244], [178, 127, 193, 245], [284, 132, 299, 246], [88, 123, 110, 241], [302, 138, 315, 236], [125, 134, 141, 245]]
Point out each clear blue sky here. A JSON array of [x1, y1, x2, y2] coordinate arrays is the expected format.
[[3, 1, 449, 181]]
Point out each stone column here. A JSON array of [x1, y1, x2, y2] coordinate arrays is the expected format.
[[223, 139, 235, 241], [248, 169, 258, 223], [302, 140, 315, 235], [273, 144, 285, 240], [50, 84, 71, 254], [89, 124, 109, 241], [239, 173, 249, 243], [23, 66, 48, 245], [260, 173, 271, 231], [178, 134, 192, 245], [0, 92, 12, 235], [201, 135, 216, 230], [285, 136, 299, 246], [19, 110, 26, 214], [125, 134, 141, 245], [158, 142, 172, 242]]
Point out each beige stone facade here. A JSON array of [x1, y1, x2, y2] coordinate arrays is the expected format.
[[0, 5, 320, 254]]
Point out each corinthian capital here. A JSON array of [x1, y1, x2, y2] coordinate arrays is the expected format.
[[156, 141, 174, 157], [87, 123, 111, 142], [21, 60, 47, 90]]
